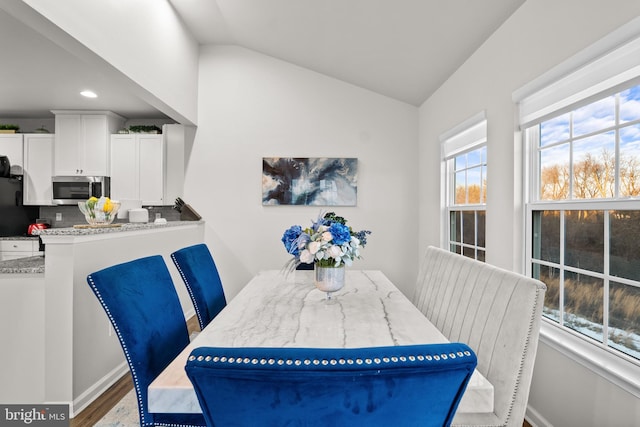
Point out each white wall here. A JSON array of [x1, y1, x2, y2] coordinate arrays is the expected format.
[[11, 0, 199, 124], [418, 1, 640, 425], [186, 45, 419, 300]]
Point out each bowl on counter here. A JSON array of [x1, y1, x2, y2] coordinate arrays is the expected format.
[[78, 198, 121, 226]]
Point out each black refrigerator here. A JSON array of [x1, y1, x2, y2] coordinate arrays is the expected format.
[[0, 176, 38, 236]]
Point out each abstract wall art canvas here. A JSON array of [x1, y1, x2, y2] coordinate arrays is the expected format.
[[262, 157, 358, 206]]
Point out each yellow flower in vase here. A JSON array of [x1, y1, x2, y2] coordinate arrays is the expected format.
[[103, 198, 114, 213]]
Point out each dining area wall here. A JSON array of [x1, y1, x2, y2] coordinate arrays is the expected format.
[[185, 44, 420, 301], [418, 1, 640, 426]]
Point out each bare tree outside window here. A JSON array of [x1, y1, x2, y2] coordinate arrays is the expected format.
[[531, 83, 640, 360], [449, 146, 486, 261]]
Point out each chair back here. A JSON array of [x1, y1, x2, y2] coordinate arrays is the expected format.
[[87, 255, 204, 427], [185, 343, 477, 427], [172, 243, 227, 330], [412, 246, 546, 427]]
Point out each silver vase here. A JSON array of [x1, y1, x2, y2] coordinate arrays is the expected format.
[[314, 265, 345, 299]]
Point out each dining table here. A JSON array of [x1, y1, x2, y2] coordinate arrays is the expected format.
[[148, 269, 494, 414]]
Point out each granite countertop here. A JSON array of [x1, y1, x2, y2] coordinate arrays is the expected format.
[[0, 221, 203, 274], [0, 255, 45, 274], [32, 220, 203, 236]]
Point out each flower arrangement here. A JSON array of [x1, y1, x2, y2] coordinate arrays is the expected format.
[[282, 212, 371, 271], [78, 196, 120, 225]]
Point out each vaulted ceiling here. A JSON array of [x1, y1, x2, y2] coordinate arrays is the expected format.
[[0, 0, 524, 120]]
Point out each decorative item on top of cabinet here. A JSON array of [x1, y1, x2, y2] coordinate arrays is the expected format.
[[33, 125, 50, 134], [52, 110, 125, 176], [0, 124, 20, 134], [128, 125, 162, 134]]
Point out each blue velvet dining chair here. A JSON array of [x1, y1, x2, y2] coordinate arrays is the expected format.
[[87, 255, 205, 427], [171, 243, 227, 331], [185, 343, 477, 427]]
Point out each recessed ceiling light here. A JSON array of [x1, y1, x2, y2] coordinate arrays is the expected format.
[[80, 90, 98, 98]]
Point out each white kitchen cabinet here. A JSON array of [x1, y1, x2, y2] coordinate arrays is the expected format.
[[0, 239, 41, 261], [139, 134, 165, 204], [53, 111, 124, 176], [23, 134, 54, 205], [110, 124, 186, 206], [0, 134, 24, 175], [110, 133, 165, 205]]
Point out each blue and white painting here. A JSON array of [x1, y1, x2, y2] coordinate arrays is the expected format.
[[262, 157, 358, 206]]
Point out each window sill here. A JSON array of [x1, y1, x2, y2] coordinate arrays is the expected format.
[[539, 319, 640, 398]]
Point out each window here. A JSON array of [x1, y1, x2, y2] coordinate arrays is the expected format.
[[526, 83, 640, 362], [442, 114, 487, 261]]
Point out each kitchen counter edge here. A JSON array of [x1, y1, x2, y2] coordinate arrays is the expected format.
[[1, 221, 204, 274], [0, 255, 45, 274], [34, 220, 203, 238]]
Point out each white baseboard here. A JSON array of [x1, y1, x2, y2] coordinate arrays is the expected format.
[[184, 308, 196, 322], [71, 361, 129, 418], [70, 308, 195, 417]]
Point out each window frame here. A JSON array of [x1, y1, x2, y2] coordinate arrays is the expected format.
[[516, 14, 640, 402], [524, 86, 640, 371], [441, 114, 487, 261]]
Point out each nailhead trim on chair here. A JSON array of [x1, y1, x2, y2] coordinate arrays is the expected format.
[[188, 350, 473, 367], [502, 284, 546, 427], [171, 253, 205, 330], [87, 275, 150, 426], [88, 275, 203, 427]]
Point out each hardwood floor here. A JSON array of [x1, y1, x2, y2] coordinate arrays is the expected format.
[[71, 315, 534, 427], [70, 316, 201, 427], [70, 374, 133, 427]]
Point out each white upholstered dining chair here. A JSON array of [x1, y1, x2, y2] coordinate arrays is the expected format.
[[412, 246, 546, 427]]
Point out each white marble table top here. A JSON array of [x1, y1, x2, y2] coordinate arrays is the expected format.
[[148, 269, 493, 414]]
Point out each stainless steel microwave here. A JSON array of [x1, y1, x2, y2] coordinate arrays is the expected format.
[[52, 176, 110, 205]]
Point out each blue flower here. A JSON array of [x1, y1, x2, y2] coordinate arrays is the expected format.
[[281, 225, 302, 256], [329, 223, 351, 245], [353, 229, 372, 247], [282, 211, 372, 271]]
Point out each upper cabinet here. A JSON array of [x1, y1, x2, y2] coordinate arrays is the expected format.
[[52, 111, 125, 176], [0, 133, 53, 205], [23, 134, 54, 206], [0, 134, 24, 175], [110, 124, 185, 206], [110, 133, 164, 205]]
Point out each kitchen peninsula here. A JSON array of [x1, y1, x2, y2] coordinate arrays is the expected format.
[[0, 221, 204, 415]]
